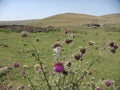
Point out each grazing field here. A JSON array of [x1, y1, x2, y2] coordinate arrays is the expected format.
[[0, 26, 120, 90]]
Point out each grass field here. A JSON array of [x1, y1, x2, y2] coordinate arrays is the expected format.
[[0, 26, 120, 90]]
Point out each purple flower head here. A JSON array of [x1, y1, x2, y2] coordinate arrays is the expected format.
[[64, 29, 68, 34], [80, 48, 86, 54], [95, 87, 102, 90], [62, 70, 68, 75], [74, 53, 82, 61], [109, 41, 115, 47], [88, 70, 93, 75], [54, 62, 64, 73], [52, 43, 61, 49], [65, 39, 73, 44], [113, 44, 119, 49], [13, 62, 19, 68], [105, 80, 114, 87]]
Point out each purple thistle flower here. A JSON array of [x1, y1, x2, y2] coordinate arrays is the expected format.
[[74, 54, 82, 61], [13, 62, 19, 68], [113, 44, 119, 49], [80, 48, 86, 54], [62, 70, 68, 75], [88, 70, 93, 75], [64, 29, 68, 34], [65, 39, 73, 44], [54, 62, 64, 73], [105, 80, 113, 87], [52, 43, 61, 49], [109, 41, 115, 47]]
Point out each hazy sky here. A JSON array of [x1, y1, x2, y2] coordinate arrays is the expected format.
[[0, 0, 120, 21]]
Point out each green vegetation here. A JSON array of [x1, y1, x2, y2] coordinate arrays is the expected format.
[[0, 13, 120, 90], [0, 25, 120, 90]]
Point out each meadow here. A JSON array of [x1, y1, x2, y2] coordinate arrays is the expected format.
[[0, 26, 120, 90]]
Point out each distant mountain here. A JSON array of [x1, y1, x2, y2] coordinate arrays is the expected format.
[[0, 13, 120, 27]]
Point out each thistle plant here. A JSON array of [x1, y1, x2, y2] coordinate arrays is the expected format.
[[9, 30, 119, 90]]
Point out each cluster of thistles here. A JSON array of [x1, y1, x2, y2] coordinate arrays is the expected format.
[[74, 48, 86, 61], [109, 41, 119, 53], [104, 80, 114, 87]]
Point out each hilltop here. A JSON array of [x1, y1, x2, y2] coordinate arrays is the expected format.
[[0, 13, 120, 27]]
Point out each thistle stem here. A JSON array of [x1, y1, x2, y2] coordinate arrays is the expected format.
[[32, 43, 52, 90]]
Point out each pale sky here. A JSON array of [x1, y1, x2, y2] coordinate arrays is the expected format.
[[0, 0, 120, 21]]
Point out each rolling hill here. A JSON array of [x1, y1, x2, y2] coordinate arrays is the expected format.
[[0, 13, 120, 27]]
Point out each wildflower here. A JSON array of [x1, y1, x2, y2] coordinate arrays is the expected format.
[[65, 39, 73, 44], [95, 87, 102, 90], [88, 70, 93, 75], [62, 70, 68, 75], [54, 62, 64, 73], [104, 80, 114, 87], [64, 29, 68, 34], [80, 48, 86, 54], [21, 31, 28, 37], [88, 41, 95, 45], [13, 62, 19, 68], [23, 65, 28, 69], [52, 43, 61, 49], [53, 46, 62, 54], [65, 61, 71, 67], [20, 70, 26, 75], [74, 53, 82, 61], [113, 44, 119, 49], [109, 41, 115, 47]]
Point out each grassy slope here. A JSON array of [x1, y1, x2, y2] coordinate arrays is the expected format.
[[98, 13, 120, 24], [26, 13, 97, 27]]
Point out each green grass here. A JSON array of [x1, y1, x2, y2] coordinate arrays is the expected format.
[[0, 27, 120, 90]]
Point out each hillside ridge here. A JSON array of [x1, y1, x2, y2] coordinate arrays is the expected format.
[[0, 13, 120, 27]]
